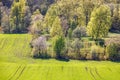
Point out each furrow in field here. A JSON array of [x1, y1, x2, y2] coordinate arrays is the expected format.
[[15, 66, 26, 80], [107, 67, 112, 72], [0, 38, 7, 51], [61, 66, 64, 72], [45, 67, 50, 80], [84, 67, 94, 80], [18, 65, 33, 80], [39, 66, 45, 80], [94, 67, 103, 79], [71, 66, 75, 80], [89, 67, 96, 80], [72, 66, 79, 80], [8, 65, 22, 80], [0, 63, 13, 80], [85, 66, 88, 72], [0, 38, 4, 49]]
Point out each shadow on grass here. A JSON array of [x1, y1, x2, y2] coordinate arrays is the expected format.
[[56, 58, 70, 62], [110, 60, 120, 63], [32, 55, 120, 63], [32, 57, 70, 62], [33, 56, 51, 60]]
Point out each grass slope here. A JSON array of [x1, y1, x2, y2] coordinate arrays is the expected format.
[[0, 34, 120, 80]]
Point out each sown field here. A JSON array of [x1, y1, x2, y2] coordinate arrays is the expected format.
[[0, 34, 120, 80]]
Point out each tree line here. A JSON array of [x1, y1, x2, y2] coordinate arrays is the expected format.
[[0, 0, 120, 61]]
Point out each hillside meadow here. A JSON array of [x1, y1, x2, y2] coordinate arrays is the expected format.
[[0, 34, 120, 80]]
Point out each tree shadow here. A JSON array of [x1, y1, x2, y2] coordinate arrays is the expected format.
[[110, 60, 120, 63], [56, 58, 70, 62], [33, 56, 51, 60]]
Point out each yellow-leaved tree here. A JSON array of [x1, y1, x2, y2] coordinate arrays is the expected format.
[[50, 16, 63, 37], [87, 5, 111, 40]]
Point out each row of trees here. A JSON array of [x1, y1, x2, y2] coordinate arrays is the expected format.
[[0, 0, 55, 33], [31, 34, 120, 61], [30, 0, 120, 61], [0, 0, 120, 60], [10, 0, 26, 33], [0, 0, 120, 34], [0, 0, 29, 33], [1, 0, 55, 15]]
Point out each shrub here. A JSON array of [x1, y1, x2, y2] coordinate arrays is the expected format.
[[90, 45, 105, 60], [95, 39, 105, 47], [65, 39, 75, 59], [72, 26, 87, 39], [54, 36, 66, 59], [105, 37, 120, 61], [31, 36, 50, 58], [71, 39, 81, 59], [106, 43, 120, 61], [79, 27, 87, 37], [67, 40, 91, 60]]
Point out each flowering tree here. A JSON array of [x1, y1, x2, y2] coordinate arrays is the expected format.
[[31, 36, 48, 58]]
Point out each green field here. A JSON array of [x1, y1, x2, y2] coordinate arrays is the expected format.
[[0, 34, 120, 80]]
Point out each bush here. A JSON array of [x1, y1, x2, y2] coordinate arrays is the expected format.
[[67, 40, 93, 60], [67, 40, 92, 60], [31, 36, 50, 58], [106, 43, 120, 61], [95, 39, 105, 47], [65, 40, 75, 59], [72, 26, 87, 39], [69, 39, 81, 59], [54, 36, 66, 59], [90, 45, 106, 60], [105, 37, 120, 61]]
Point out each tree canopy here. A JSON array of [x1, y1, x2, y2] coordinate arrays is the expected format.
[[87, 5, 111, 40]]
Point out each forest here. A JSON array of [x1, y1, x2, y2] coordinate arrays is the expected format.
[[0, 0, 120, 61]]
